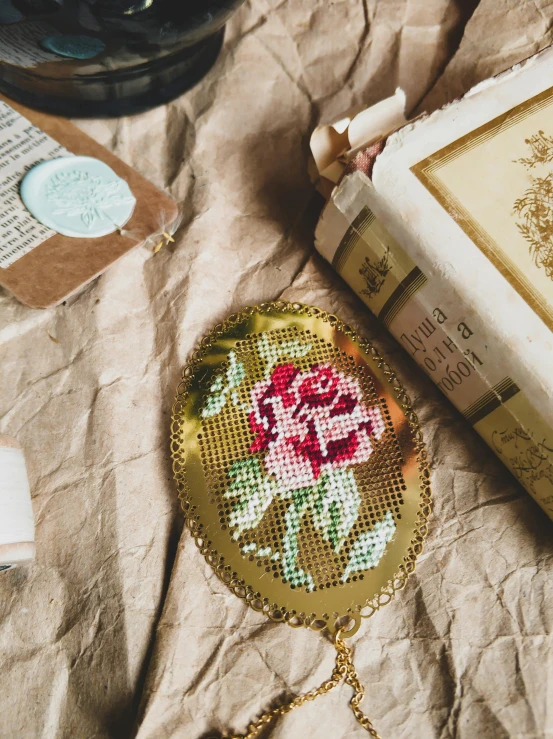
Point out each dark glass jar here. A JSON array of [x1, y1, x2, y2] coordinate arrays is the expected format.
[[0, 0, 245, 117]]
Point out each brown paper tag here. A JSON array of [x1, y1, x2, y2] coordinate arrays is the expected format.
[[0, 95, 178, 308]]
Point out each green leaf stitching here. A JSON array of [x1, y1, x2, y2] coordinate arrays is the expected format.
[[341, 511, 396, 582], [312, 468, 360, 552], [225, 458, 287, 538], [282, 500, 315, 592], [256, 333, 312, 378], [201, 351, 246, 418]]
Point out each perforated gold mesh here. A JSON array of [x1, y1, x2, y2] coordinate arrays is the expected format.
[[199, 326, 405, 590], [171, 303, 431, 636]]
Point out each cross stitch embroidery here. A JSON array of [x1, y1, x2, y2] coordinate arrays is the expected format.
[[203, 330, 397, 590], [200, 332, 397, 589], [248, 363, 384, 490], [201, 351, 246, 418], [201, 335, 312, 418]]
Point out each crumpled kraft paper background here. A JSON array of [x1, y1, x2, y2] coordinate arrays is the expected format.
[[1, 1, 552, 738]]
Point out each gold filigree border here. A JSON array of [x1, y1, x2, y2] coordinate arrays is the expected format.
[[170, 302, 432, 637]]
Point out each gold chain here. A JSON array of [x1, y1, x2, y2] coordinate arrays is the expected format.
[[222, 631, 381, 739]]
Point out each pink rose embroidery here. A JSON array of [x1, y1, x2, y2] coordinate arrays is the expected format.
[[248, 363, 385, 490]]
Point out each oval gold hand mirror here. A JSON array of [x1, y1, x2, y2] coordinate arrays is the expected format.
[[171, 302, 431, 738]]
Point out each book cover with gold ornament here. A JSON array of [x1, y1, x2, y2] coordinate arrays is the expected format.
[[312, 46, 553, 520]]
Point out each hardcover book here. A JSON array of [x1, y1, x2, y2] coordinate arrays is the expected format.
[[313, 47, 553, 520]]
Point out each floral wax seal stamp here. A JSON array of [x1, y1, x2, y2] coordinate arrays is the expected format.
[[171, 302, 432, 738], [20, 156, 136, 238]]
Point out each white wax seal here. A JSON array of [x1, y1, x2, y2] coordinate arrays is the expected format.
[[20, 156, 136, 238], [0, 435, 35, 569]]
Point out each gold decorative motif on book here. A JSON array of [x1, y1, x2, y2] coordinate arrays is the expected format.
[[513, 130, 553, 281], [359, 247, 391, 299]]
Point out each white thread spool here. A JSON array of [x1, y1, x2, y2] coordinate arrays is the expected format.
[[0, 435, 35, 570]]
